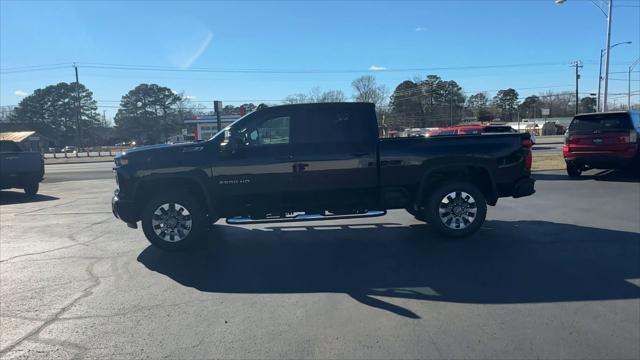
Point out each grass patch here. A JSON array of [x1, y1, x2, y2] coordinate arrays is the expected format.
[[532, 152, 565, 172]]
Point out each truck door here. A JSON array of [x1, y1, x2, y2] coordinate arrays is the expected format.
[[289, 103, 379, 212], [211, 107, 297, 216]]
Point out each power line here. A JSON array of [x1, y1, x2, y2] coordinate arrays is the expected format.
[[0, 65, 72, 74], [62, 61, 577, 75], [0, 62, 73, 71]]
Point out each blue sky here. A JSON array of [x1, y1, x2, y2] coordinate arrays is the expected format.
[[1, 0, 639, 119]]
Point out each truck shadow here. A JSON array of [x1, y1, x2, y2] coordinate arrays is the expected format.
[[137, 220, 640, 319], [0, 190, 59, 205]]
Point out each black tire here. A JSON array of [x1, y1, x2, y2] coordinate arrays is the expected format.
[[23, 182, 39, 196], [424, 181, 487, 238], [566, 162, 582, 178], [141, 192, 207, 251]]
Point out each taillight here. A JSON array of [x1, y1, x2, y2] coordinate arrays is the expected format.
[[522, 138, 533, 170], [618, 130, 638, 144]]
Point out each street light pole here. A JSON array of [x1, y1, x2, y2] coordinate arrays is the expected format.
[[602, 0, 613, 112], [597, 42, 631, 111], [630, 58, 640, 110], [556, 0, 621, 112]]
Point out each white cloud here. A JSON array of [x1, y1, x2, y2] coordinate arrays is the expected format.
[[181, 31, 214, 69], [369, 65, 386, 71], [170, 89, 178, 94], [415, 27, 427, 32], [14, 90, 28, 97]]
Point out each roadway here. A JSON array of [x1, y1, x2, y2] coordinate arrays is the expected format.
[[1, 168, 638, 359], [44, 161, 114, 183]]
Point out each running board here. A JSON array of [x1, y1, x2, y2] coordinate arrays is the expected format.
[[226, 210, 387, 225]]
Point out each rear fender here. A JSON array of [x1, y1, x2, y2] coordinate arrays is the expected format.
[[415, 161, 498, 207]]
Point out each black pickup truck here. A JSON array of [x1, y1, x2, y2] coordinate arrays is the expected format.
[[0, 140, 44, 195], [112, 103, 535, 250]]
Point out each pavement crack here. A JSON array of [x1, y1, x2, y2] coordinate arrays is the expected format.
[[0, 216, 113, 263], [0, 258, 103, 357]]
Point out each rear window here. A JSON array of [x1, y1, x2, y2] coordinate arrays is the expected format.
[[483, 126, 515, 133], [631, 111, 640, 130], [569, 113, 632, 132], [0, 140, 22, 152], [296, 107, 371, 145]]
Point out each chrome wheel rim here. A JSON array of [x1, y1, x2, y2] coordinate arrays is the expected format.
[[438, 191, 477, 230], [151, 203, 192, 242]]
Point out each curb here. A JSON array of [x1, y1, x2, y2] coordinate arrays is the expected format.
[[45, 158, 114, 165]]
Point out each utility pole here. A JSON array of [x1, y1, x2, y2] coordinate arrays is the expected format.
[[603, 0, 613, 112], [571, 61, 583, 115], [597, 49, 604, 111], [629, 58, 640, 110], [214, 100, 222, 131], [103, 110, 107, 127], [74, 63, 81, 149]]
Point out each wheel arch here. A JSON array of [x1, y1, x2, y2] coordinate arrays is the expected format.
[[133, 172, 214, 219], [416, 162, 498, 207]]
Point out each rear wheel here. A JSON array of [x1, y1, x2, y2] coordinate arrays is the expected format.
[[141, 192, 206, 251], [23, 182, 39, 196], [566, 162, 582, 177], [424, 182, 487, 238]]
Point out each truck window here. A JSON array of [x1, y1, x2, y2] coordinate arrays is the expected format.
[[631, 112, 640, 130], [241, 115, 290, 146], [0, 140, 22, 153], [296, 107, 369, 145]]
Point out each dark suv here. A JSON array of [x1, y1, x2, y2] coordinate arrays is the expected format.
[[563, 111, 640, 177]]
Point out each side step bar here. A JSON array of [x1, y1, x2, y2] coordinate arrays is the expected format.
[[226, 210, 387, 225]]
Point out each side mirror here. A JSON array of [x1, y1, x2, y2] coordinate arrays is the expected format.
[[220, 130, 243, 155]]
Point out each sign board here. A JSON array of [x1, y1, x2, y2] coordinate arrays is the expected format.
[[541, 108, 550, 116]]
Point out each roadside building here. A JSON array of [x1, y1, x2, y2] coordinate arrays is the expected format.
[[184, 114, 242, 140], [0, 131, 48, 152]]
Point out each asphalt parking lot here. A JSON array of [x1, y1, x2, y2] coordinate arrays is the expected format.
[[1, 167, 639, 359]]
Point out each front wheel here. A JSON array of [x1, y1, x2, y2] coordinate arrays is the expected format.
[[424, 182, 487, 238], [23, 182, 39, 196], [141, 192, 207, 251]]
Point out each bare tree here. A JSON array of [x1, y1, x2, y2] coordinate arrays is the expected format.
[[284, 87, 346, 104], [317, 89, 346, 102], [352, 75, 389, 107], [284, 93, 309, 104]]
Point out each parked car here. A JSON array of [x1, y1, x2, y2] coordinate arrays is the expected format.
[[61, 146, 77, 153], [563, 110, 640, 177], [0, 140, 44, 195], [112, 103, 535, 251], [430, 124, 537, 143]]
